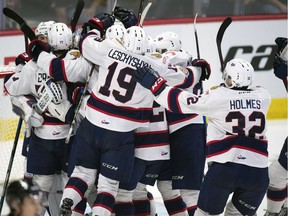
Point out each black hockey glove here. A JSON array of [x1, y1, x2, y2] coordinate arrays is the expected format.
[[67, 82, 89, 105], [15, 52, 31, 65], [273, 37, 287, 81], [82, 13, 115, 37], [28, 39, 51, 61], [273, 55, 287, 80], [114, 6, 138, 28], [275, 37, 287, 55], [192, 59, 211, 81], [134, 67, 167, 96]]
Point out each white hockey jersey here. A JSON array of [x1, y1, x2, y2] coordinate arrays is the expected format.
[[37, 49, 98, 119], [134, 101, 170, 161], [154, 84, 271, 168], [132, 53, 203, 160], [79, 34, 172, 132], [4, 60, 71, 140], [161, 50, 205, 133]]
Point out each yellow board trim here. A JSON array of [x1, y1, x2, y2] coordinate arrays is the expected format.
[[267, 98, 288, 119], [0, 118, 25, 141]]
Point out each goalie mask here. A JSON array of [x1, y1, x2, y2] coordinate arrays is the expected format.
[[123, 26, 149, 55], [154, 31, 182, 54], [223, 58, 254, 89], [48, 22, 72, 51]]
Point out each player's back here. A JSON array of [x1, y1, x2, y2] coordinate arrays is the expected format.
[[81, 37, 166, 132], [204, 85, 271, 168]]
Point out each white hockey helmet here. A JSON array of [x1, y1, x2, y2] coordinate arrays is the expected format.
[[223, 58, 254, 88], [154, 31, 182, 53], [123, 26, 149, 55], [146, 36, 156, 53], [35, 21, 55, 36], [105, 24, 125, 42], [48, 22, 72, 51]]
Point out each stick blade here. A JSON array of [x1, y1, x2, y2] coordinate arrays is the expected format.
[[216, 17, 232, 45], [3, 7, 26, 25], [216, 17, 232, 72]]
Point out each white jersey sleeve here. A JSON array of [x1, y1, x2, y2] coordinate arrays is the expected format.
[[161, 50, 191, 67], [37, 50, 93, 83], [5, 60, 38, 96]]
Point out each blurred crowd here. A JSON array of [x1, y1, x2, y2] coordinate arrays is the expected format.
[[1, 0, 287, 30]]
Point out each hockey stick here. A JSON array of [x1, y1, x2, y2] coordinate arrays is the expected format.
[[216, 17, 232, 72], [112, 0, 118, 12], [0, 119, 23, 215], [70, 0, 85, 33], [3, 7, 36, 41], [137, 0, 145, 23], [193, 13, 200, 59], [65, 64, 97, 144], [139, 2, 152, 27]]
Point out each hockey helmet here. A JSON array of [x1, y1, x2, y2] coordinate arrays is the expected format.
[[48, 22, 72, 51], [105, 24, 126, 42], [223, 58, 254, 88], [123, 26, 149, 55], [35, 21, 55, 37], [154, 31, 182, 53]]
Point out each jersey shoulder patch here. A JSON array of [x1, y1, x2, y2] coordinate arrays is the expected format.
[[69, 50, 81, 58], [210, 85, 220, 90], [151, 53, 162, 58]]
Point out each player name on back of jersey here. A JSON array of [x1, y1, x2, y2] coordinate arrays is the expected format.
[[229, 99, 261, 110], [108, 49, 151, 68]]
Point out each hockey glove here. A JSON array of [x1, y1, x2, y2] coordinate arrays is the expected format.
[[275, 37, 287, 57], [67, 82, 89, 105], [134, 67, 167, 96], [192, 59, 211, 81], [47, 100, 74, 123], [114, 6, 138, 28], [28, 39, 51, 61], [82, 13, 115, 37], [15, 52, 31, 65], [273, 55, 287, 80], [273, 37, 287, 81]]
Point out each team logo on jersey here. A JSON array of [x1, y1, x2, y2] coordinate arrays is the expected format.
[[52, 131, 61, 136], [12, 77, 19, 81], [69, 51, 81, 58], [161, 151, 168, 156], [101, 120, 110, 125], [237, 155, 247, 160]]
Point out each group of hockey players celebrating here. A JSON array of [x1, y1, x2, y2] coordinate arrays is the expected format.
[[3, 3, 287, 216]]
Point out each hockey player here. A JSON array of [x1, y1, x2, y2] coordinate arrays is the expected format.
[[5, 22, 75, 216], [154, 31, 209, 215], [5, 20, 56, 184], [6, 180, 43, 216], [53, 8, 202, 214], [134, 58, 271, 216], [264, 37, 287, 216]]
